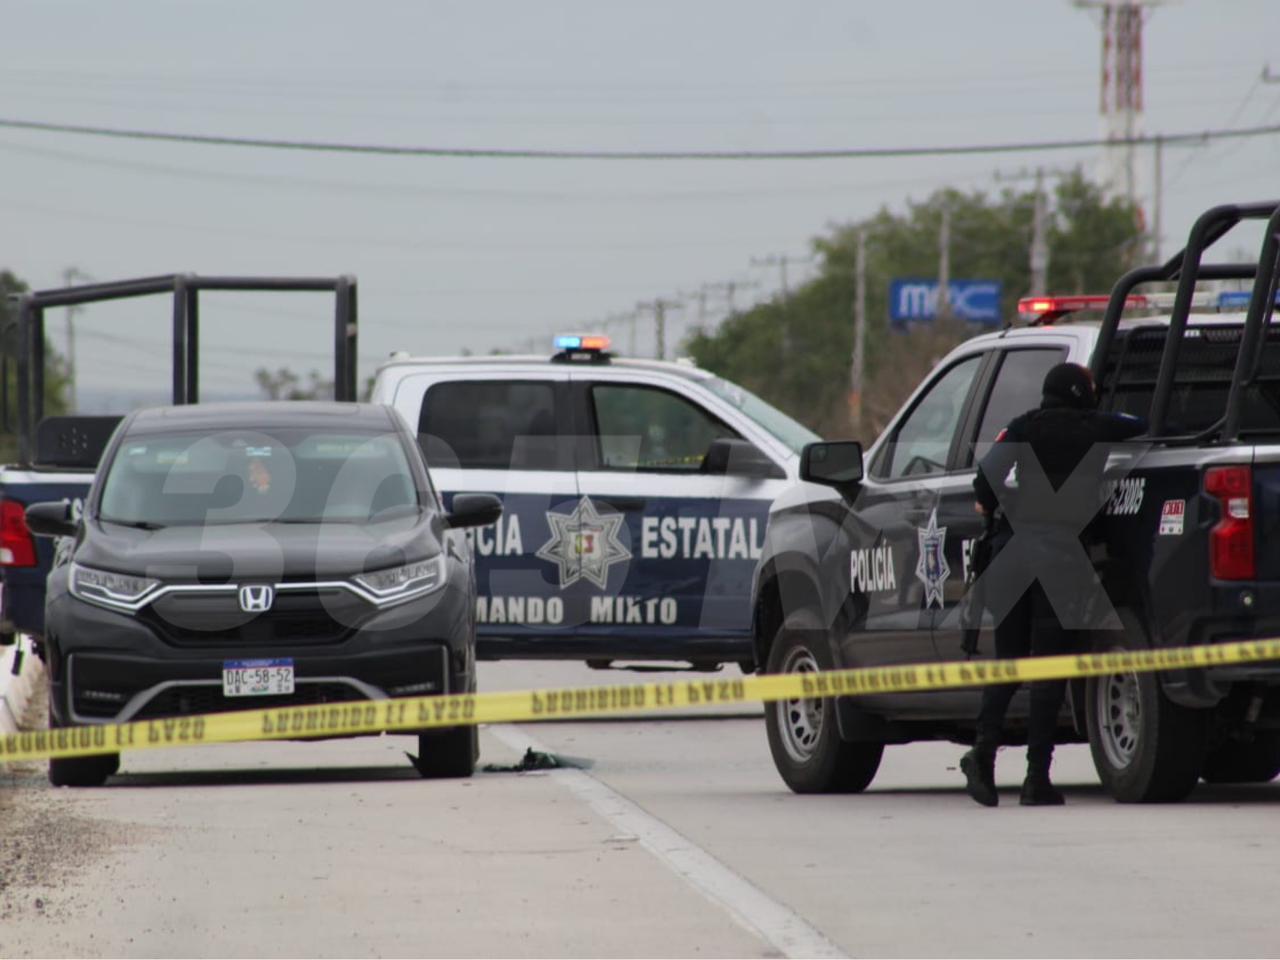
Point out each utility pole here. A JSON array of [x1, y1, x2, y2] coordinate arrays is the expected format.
[[1152, 134, 1164, 262], [994, 166, 1073, 293], [678, 287, 710, 335], [937, 205, 952, 320], [850, 229, 867, 435], [751, 253, 813, 301], [1030, 168, 1050, 294], [636, 298, 682, 360], [61, 266, 91, 412], [704, 278, 759, 317]]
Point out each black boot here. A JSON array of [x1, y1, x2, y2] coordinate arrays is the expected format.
[[960, 734, 998, 807], [1020, 760, 1065, 806]]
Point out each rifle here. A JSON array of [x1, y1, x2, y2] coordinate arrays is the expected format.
[[960, 509, 1000, 657]]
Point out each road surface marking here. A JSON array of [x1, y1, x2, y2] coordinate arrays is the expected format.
[[489, 723, 847, 960]]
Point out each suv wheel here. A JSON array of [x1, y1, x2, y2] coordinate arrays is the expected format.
[[1085, 639, 1208, 802], [1201, 733, 1280, 784], [47, 706, 119, 788], [763, 613, 883, 794], [413, 657, 478, 779], [415, 726, 478, 779]]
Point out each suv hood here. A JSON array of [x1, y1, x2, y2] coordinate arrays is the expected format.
[[77, 514, 440, 582]]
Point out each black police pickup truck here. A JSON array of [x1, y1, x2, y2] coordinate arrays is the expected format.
[[753, 201, 1280, 803]]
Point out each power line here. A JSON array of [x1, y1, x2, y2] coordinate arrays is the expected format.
[[0, 116, 1277, 161], [0, 137, 1022, 203], [1167, 75, 1263, 193]]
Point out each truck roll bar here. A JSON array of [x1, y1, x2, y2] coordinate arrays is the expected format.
[[13, 273, 358, 466], [1221, 207, 1280, 441], [1089, 201, 1280, 440]]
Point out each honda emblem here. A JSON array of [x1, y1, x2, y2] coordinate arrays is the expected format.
[[238, 585, 275, 613]]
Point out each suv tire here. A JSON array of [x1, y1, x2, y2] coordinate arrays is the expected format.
[[415, 725, 478, 779], [1201, 733, 1280, 784], [47, 707, 119, 788], [764, 612, 883, 794], [413, 656, 478, 779], [1085, 639, 1208, 802]]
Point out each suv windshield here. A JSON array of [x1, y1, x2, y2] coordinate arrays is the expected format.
[[702, 376, 821, 453], [99, 428, 421, 527]]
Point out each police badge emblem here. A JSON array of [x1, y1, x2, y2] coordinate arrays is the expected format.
[[915, 507, 950, 609], [536, 496, 631, 589]]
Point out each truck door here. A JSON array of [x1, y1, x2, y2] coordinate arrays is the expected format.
[[854, 352, 987, 675], [409, 374, 581, 657], [930, 345, 1068, 707], [569, 376, 789, 662]]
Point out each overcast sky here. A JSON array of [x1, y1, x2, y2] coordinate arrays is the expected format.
[[3, 0, 1278, 402]]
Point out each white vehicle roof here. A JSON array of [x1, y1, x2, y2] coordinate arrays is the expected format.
[[374, 352, 718, 383]]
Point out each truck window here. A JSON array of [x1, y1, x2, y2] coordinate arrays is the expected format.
[[590, 383, 738, 472], [1102, 325, 1280, 437], [876, 354, 982, 480], [420, 381, 560, 470], [702, 376, 821, 452], [969, 347, 1066, 463]]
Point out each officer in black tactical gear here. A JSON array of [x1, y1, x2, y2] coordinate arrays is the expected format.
[[960, 362, 1145, 807]]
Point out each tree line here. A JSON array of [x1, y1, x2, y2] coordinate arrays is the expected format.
[[687, 170, 1143, 442]]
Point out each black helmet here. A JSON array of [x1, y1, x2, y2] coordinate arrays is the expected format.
[[1042, 362, 1096, 409]]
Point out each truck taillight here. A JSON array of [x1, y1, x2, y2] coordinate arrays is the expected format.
[[0, 499, 37, 568], [1205, 465, 1255, 581]]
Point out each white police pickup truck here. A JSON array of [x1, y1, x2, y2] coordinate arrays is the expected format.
[[370, 335, 819, 669]]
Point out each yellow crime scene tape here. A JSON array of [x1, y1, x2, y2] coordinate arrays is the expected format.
[[5, 638, 1280, 764]]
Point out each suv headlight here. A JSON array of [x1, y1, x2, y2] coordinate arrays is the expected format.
[[69, 563, 161, 613], [352, 555, 446, 606]]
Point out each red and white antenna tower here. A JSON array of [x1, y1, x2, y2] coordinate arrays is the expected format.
[[1076, 1, 1162, 211]]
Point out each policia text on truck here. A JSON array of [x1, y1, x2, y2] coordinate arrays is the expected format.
[[753, 200, 1280, 803]]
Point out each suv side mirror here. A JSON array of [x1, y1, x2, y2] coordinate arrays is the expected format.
[[702, 438, 785, 480], [25, 500, 78, 538], [800, 441, 864, 488], [445, 493, 503, 530]]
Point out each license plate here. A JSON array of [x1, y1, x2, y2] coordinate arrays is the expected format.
[[222, 658, 294, 697]]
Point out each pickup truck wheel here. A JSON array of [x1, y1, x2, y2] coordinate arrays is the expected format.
[[47, 708, 119, 788], [764, 618, 883, 794], [1085, 642, 1208, 803], [1201, 733, 1280, 784]]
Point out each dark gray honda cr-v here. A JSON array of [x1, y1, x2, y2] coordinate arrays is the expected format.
[[26, 402, 500, 787]]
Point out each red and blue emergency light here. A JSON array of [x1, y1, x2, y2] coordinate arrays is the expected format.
[[553, 334, 611, 352]]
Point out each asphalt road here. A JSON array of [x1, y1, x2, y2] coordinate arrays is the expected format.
[[2, 660, 1279, 958]]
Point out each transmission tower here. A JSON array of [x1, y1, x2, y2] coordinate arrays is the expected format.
[[1075, 1, 1163, 211]]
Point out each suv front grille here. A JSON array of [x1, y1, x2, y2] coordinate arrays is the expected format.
[[139, 587, 370, 647]]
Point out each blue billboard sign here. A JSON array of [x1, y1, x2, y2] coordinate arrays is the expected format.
[[889, 279, 1003, 326]]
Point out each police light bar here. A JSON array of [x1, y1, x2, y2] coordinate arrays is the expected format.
[[1017, 292, 1228, 322], [553, 334, 611, 352], [1017, 295, 1148, 322], [1216, 290, 1280, 310], [1136, 291, 1225, 311]]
